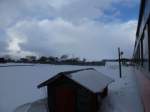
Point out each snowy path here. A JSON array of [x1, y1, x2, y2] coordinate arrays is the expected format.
[[14, 103, 32, 112], [101, 67, 144, 112]]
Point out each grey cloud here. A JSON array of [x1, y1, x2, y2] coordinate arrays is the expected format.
[[0, 0, 56, 28], [0, 41, 7, 54], [5, 19, 137, 60], [0, 29, 8, 54], [0, 0, 138, 28], [0, 0, 138, 59]]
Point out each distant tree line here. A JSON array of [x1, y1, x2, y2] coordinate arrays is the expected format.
[[0, 55, 106, 66]]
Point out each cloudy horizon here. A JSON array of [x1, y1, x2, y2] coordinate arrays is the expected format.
[[0, 0, 140, 60]]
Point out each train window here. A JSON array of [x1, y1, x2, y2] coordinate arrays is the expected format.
[[140, 37, 144, 66], [137, 45, 141, 65], [148, 17, 150, 34], [148, 18, 150, 71], [143, 25, 149, 71]]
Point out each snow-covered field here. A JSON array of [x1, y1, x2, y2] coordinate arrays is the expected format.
[[0, 63, 144, 112]]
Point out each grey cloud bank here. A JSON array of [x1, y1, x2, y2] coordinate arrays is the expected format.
[[0, 0, 138, 60], [6, 19, 137, 60]]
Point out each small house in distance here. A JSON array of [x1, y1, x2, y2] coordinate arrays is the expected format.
[[37, 68, 113, 112]]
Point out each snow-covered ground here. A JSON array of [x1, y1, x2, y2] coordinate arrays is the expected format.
[[0, 63, 144, 112], [101, 67, 144, 112]]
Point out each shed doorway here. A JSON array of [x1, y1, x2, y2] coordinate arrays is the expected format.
[[55, 87, 75, 112]]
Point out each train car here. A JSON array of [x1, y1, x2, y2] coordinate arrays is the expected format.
[[133, 0, 150, 112]]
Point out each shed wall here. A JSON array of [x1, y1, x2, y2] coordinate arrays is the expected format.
[[47, 76, 99, 112]]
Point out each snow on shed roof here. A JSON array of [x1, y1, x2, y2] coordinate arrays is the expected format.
[[66, 69, 113, 93], [37, 68, 114, 93]]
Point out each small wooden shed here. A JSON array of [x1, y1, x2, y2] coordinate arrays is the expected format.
[[37, 68, 113, 112]]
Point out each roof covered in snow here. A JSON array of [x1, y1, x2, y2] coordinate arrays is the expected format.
[[37, 68, 114, 93]]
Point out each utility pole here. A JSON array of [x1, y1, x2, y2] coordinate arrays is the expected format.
[[118, 48, 123, 78]]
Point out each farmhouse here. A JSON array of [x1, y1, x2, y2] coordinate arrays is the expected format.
[[38, 68, 113, 112]]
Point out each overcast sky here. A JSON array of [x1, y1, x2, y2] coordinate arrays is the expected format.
[[0, 0, 140, 60]]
